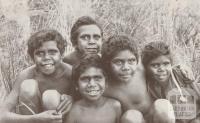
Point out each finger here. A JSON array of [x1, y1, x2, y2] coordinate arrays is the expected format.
[[56, 96, 67, 111], [60, 94, 72, 101], [47, 110, 57, 114], [56, 99, 68, 111], [57, 96, 72, 111], [59, 101, 72, 113], [60, 94, 66, 101], [54, 119, 62, 123], [61, 102, 72, 115], [57, 100, 72, 113], [50, 113, 62, 120], [180, 67, 187, 77]]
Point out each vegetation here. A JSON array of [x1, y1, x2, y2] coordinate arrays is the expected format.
[[0, 0, 200, 102]]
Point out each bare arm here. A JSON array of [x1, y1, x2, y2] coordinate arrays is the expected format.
[[113, 100, 122, 123], [0, 67, 63, 123], [64, 105, 77, 123]]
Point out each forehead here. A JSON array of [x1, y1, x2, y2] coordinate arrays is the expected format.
[[77, 25, 101, 35], [80, 67, 104, 77], [150, 55, 171, 63], [113, 50, 136, 59], [36, 41, 58, 50]]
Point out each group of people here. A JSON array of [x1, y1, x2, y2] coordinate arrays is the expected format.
[[0, 16, 199, 123]]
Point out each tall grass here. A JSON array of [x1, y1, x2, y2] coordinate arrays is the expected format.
[[0, 0, 200, 103]]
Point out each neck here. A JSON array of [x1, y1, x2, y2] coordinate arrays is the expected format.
[[82, 97, 105, 108], [155, 80, 169, 89]]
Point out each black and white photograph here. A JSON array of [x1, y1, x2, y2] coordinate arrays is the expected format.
[[0, 0, 200, 123]]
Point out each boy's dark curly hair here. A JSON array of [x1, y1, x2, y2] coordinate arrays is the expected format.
[[70, 16, 103, 46], [27, 29, 66, 59], [101, 34, 139, 64], [101, 35, 139, 79], [142, 41, 172, 69], [72, 54, 106, 87]]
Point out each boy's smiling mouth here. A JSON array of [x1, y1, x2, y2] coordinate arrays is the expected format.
[[86, 89, 101, 96], [86, 48, 98, 53], [41, 62, 55, 71], [156, 74, 169, 81]]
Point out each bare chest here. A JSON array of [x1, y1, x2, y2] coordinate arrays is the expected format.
[[76, 104, 117, 123], [105, 82, 152, 113], [35, 76, 72, 94]]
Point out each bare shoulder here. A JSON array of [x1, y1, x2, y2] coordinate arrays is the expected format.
[[104, 97, 122, 116], [105, 97, 121, 108], [62, 62, 72, 71], [63, 51, 78, 65], [67, 101, 83, 116], [65, 101, 81, 123], [19, 65, 35, 75], [61, 62, 72, 76], [14, 65, 36, 86]]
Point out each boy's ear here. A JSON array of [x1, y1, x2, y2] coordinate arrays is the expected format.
[[75, 86, 78, 91], [105, 82, 108, 89], [61, 54, 64, 59]]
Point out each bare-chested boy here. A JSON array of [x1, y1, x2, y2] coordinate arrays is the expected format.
[[142, 41, 200, 123], [0, 30, 73, 123], [63, 16, 103, 65], [101, 35, 175, 123], [65, 55, 122, 123]]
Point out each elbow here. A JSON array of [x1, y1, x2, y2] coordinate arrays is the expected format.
[[0, 108, 9, 123]]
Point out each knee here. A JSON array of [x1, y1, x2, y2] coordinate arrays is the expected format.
[[121, 110, 145, 123], [153, 99, 175, 123], [42, 90, 61, 110], [20, 79, 39, 98]]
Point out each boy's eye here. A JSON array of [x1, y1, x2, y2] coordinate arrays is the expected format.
[[93, 76, 103, 81], [163, 62, 170, 66], [93, 35, 101, 40], [80, 76, 90, 82], [151, 63, 159, 68], [128, 58, 136, 64], [112, 60, 123, 65], [80, 35, 90, 40], [35, 51, 44, 56], [48, 50, 58, 55]]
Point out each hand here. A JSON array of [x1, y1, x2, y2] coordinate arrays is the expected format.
[[175, 64, 195, 83], [36, 110, 62, 123], [56, 94, 73, 115]]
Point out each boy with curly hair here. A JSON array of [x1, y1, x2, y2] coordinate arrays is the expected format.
[[142, 41, 200, 123], [0, 30, 73, 123], [63, 16, 103, 65], [65, 54, 122, 123], [102, 35, 176, 123]]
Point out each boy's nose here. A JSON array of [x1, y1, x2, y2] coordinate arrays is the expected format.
[[44, 53, 51, 59], [158, 66, 165, 72], [88, 38, 95, 44], [88, 79, 96, 87], [122, 62, 130, 71]]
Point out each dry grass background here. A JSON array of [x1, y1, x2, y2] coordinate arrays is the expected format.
[[0, 0, 200, 103]]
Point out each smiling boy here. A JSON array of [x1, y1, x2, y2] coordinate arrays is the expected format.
[[65, 55, 121, 123], [102, 35, 176, 123], [0, 30, 73, 123], [63, 16, 103, 65], [142, 41, 200, 123]]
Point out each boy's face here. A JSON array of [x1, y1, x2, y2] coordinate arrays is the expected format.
[[78, 67, 106, 101], [147, 55, 172, 85], [33, 41, 62, 75], [76, 24, 102, 55], [110, 50, 137, 83]]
